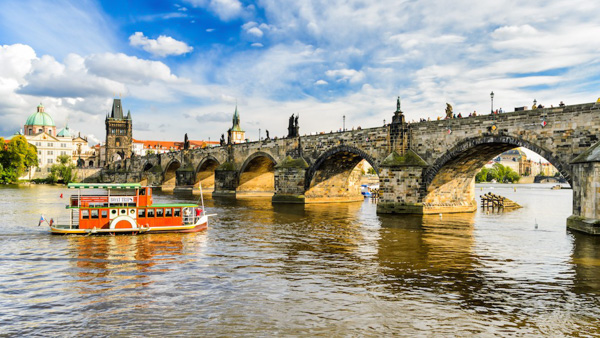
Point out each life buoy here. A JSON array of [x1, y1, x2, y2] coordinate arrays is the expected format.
[[109, 215, 138, 229]]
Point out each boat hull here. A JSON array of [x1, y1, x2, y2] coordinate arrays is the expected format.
[[50, 216, 209, 235]]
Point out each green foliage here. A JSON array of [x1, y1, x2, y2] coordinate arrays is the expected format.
[[367, 167, 377, 175], [0, 135, 38, 183], [476, 163, 520, 183], [48, 154, 76, 184]]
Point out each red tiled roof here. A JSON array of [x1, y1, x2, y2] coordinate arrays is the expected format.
[[132, 139, 218, 150]]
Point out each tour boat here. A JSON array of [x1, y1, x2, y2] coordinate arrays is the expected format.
[[46, 183, 213, 235]]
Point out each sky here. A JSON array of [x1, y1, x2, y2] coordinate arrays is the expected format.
[[1, 0, 599, 160]]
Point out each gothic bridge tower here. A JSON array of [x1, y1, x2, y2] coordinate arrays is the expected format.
[[105, 98, 132, 164]]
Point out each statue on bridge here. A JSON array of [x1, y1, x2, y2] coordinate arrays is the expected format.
[[184, 133, 190, 150], [227, 128, 232, 145], [265, 130, 270, 140], [220, 134, 225, 146], [288, 114, 300, 138], [445, 103, 453, 119]]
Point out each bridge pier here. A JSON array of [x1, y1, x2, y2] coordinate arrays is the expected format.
[[272, 156, 308, 204], [568, 142, 600, 235], [213, 162, 238, 198], [376, 150, 429, 214]]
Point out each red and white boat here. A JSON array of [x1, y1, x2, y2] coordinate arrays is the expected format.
[[46, 183, 213, 235]]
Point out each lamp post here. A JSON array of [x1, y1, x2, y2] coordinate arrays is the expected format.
[[259, 128, 261, 141], [490, 91, 494, 114], [343, 115, 346, 132]]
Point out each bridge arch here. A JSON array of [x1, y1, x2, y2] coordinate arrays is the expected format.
[[237, 151, 277, 196], [421, 135, 571, 206], [162, 159, 181, 192], [305, 145, 379, 203], [195, 156, 220, 193]]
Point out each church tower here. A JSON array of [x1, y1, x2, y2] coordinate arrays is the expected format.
[[231, 104, 245, 144], [105, 98, 132, 164]]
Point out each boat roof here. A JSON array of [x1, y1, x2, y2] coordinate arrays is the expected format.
[[67, 183, 142, 189]]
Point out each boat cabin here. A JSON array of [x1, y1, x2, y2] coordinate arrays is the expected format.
[[66, 183, 200, 230]]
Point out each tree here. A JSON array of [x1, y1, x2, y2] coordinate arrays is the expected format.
[[48, 154, 76, 184], [476, 163, 520, 183], [0, 135, 38, 183]]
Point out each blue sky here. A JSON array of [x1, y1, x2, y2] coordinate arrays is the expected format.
[[1, 0, 599, 153]]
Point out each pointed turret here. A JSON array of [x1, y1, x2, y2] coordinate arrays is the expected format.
[[232, 104, 242, 131], [392, 96, 405, 124], [110, 99, 124, 119], [127, 109, 131, 120]]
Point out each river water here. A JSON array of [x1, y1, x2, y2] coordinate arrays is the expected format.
[[0, 183, 599, 336]]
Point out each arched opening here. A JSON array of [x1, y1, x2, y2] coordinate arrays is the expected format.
[[305, 146, 379, 203], [237, 153, 276, 197], [88, 160, 94, 167], [112, 152, 123, 163], [194, 157, 219, 195], [422, 136, 571, 212], [162, 160, 181, 192], [116, 138, 121, 147]]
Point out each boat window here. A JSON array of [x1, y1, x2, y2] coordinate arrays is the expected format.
[[174, 208, 181, 217], [139, 189, 145, 196], [101, 210, 108, 218], [91, 210, 99, 219], [111, 209, 117, 216], [165, 208, 172, 217], [156, 208, 164, 217], [147, 208, 155, 217], [81, 210, 89, 219], [138, 209, 146, 218], [120, 209, 127, 215]]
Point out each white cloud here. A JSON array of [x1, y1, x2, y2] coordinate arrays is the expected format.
[[325, 69, 365, 83], [251, 43, 264, 48], [315, 80, 328, 85], [129, 32, 193, 57], [86, 53, 181, 84], [246, 27, 264, 38]]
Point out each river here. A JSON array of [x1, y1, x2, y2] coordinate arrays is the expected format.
[[0, 183, 599, 336]]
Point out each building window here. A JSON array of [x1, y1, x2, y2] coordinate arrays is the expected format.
[[47, 159, 53, 164], [47, 143, 53, 147], [38, 151, 42, 155], [61, 143, 67, 148], [47, 151, 53, 155], [38, 129, 43, 133], [35, 142, 41, 146], [60, 151, 67, 155], [116, 137, 121, 147], [28, 128, 32, 135]]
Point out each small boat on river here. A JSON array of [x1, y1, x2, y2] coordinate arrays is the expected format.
[[46, 183, 213, 235]]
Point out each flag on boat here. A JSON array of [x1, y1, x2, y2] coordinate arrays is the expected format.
[[38, 215, 46, 226]]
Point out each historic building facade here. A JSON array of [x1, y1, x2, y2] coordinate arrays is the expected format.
[[105, 98, 133, 164], [19, 104, 95, 178]]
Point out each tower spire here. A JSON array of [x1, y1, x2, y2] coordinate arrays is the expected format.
[[396, 96, 401, 113]]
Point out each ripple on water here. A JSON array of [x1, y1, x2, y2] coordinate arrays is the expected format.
[[1, 184, 600, 336]]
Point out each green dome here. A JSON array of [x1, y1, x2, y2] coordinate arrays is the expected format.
[[25, 111, 55, 127], [57, 125, 71, 137]]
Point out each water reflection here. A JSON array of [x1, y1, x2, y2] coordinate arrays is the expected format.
[[68, 233, 208, 291], [570, 231, 600, 295]]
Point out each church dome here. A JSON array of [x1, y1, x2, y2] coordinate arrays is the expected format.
[[57, 124, 72, 137], [25, 104, 55, 127]]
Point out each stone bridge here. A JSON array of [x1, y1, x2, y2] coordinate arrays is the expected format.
[[97, 101, 600, 234]]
